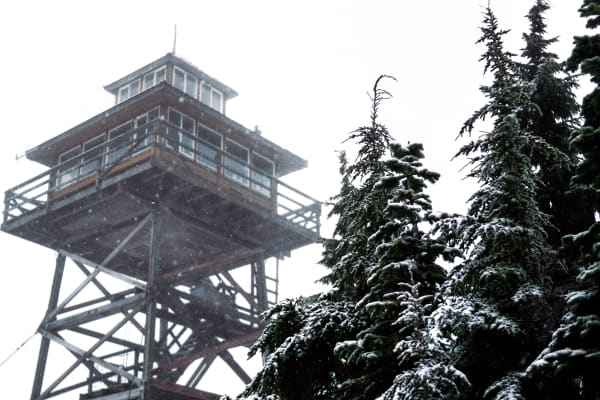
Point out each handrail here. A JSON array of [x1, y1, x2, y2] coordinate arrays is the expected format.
[[2, 119, 320, 236]]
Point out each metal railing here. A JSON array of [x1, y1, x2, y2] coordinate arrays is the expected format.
[[3, 119, 320, 236]]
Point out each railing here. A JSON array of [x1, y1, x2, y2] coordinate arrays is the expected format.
[[3, 119, 320, 236]]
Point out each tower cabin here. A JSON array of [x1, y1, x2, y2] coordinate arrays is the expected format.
[[1, 53, 320, 400]]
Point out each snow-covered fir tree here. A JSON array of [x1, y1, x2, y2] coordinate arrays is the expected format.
[[334, 141, 463, 399], [517, 0, 592, 253], [320, 75, 395, 304], [236, 76, 407, 400], [435, 6, 561, 399], [526, 1, 600, 398]]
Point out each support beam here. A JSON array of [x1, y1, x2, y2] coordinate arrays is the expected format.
[[39, 309, 140, 398], [42, 331, 142, 386], [31, 254, 65, 400], [186, 355, 216, 388], [142, 211, 161, 393], [219, 350, 252, 384], [46, 294, 144, 331], [160, 247, 264, 283], [253, 259, 268, 311], [158, 331, 261, 373]]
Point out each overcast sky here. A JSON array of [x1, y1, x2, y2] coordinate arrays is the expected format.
[[0, 1, 588, 398]]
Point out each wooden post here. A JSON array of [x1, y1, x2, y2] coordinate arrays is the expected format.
[[142, 210, 161, 398], [31, 254, 65, 400]]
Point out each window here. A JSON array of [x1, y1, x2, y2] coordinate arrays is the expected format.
[[134, 107, 160, 149], [252, 153, 274, 197], [196, 125, 222, 171], [173, 67, 198, 98], [118, 80, 140, 103], [57, 146, 81, 187], [106, 121, 134, 166], [224, 140, 249, 186], [174, 68, 185, 92], [211, 90, 223, 112], [143, 66, 166, 90], [167, 109, 195, 158], [80, 134, 106, 177], [200, 83, 223, 113]]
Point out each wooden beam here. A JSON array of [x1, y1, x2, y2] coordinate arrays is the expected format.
[[160, 248, 264, 283], [42, 331, 142, 386], [158, 331, 261, 372], [219, 350, 252, 384], [46, 294, 144, 331]]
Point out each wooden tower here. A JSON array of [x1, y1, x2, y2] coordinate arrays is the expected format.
[[1, 53, 320, 400]]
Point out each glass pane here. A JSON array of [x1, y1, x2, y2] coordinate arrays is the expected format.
[[148, 107, 160, 120], [81, 135, 105, 176], [224, 156, 249, 186], [198, 126, 221, 147], [57, 165, 79, 186], [211, 90, 222, 112], [166, 110, 181, 150], [201, 83, 211, 105], [130, 80, 140, 96], [252, 171, 271, 197], [185, 76, 197, 97], [182, 115, 194, 133], [119, 86, 129, 102], [106, 122, 133, 165], [196, 142, 218, 171], [225, 140, 248, 162], [143, 73, 154, 90], [174, 69, 185, 91], [57, 147, 81, 186], [252, 154, 273, 174], [179, 115, 195, 158], [156, 68, 166, 83]]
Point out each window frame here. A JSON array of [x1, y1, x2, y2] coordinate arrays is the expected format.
[[167, 108, 196, 158], [224, 139, 249, 186], [196, 123, 222, 172], [80, 133, 106, 178], [133, 106, 160, 151], [57, 146, 82, 187], [173, 66, 198, 98], [118, 80, 141, 103], [251, 152, 274, 198], [200, 82, 223, 113], [142, 66, 166, 90], [105, 120, 134, 166]]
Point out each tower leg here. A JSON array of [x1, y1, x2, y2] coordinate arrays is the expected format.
[[142, 211, 161, 398], [31, 254, 66, 400]]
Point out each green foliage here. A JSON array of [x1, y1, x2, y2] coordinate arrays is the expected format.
[[320, 75, 397, 303], [518, 0, 591, 251], [525, 2, 600, 398], [235, 3, 600, 399], [240, 297, 367, 400], [440, 5, 560, 398], [334, 140, 460, 398]]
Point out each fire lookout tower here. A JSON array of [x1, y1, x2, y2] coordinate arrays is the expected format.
[[1, 53, 320, 400]]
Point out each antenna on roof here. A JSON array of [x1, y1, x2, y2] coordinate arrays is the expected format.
[[173, 24, 177, 55]]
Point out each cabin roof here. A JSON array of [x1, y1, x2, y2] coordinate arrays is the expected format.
[[25, 83, 307, 176], [104, 52, 239, 100]]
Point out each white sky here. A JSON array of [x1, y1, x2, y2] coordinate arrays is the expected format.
[[0, 1, 588, 398]]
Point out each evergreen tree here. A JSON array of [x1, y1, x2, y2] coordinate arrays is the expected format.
[[320, 76, 395, 303], [437, 7, 560, 399], [237, 297, 366, 400], [526, 1, 600, 398], [237, 76, 403, 400], [518, 0, 591, 254], [334, 142, 462, 399]]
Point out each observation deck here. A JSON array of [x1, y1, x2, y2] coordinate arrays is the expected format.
[[2, 81, 320, 282]]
